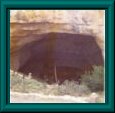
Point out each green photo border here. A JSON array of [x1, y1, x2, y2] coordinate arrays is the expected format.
[[0, 0, 114, 112]]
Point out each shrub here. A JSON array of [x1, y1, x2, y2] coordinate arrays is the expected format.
[[58, 80, 90, 96], [10, 70, 47, 93], [81, 66, 104, 92]]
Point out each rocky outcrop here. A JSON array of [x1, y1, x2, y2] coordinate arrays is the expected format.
[[10, 10, 104, 51], [10, 10, 104, 83]]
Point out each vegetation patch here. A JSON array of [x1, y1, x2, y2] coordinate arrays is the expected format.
[[10, 66, 104, 99], [81, 66, 104, 92]]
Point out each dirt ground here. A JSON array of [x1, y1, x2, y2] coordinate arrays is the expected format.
[[10, 91, 103, 103]]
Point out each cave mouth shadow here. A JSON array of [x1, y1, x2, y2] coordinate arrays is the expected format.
[[13, 32, 104, 84]]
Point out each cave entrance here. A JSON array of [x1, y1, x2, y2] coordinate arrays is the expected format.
[[11, 32, 104, 84]]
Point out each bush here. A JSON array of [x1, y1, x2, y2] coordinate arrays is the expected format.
[[81, 66, 104, 92], [58, 80, 90, 96], [10, 70, 47, 93]]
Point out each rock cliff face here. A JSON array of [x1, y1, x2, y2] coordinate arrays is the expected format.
[[10, 10, 104, 83]]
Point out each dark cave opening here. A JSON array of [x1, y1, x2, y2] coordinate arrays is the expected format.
[[11, 32, 104, 84]]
